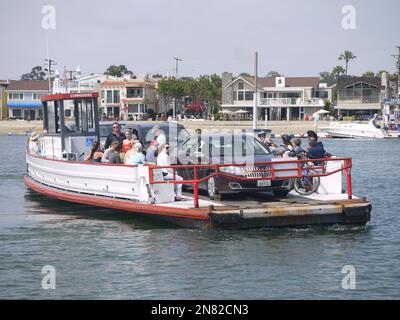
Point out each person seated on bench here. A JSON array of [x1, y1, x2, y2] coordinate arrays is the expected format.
[[157, 144, 183, 201], [125, 142, 145, 165]]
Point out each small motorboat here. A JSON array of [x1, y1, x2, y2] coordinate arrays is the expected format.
[[319, 115, 389, 139]]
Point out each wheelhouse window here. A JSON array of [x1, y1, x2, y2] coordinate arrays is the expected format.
[[45, 101, 59, 134], [63, 99, 95, 133]]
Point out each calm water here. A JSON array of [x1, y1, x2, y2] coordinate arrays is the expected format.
[[0, 135, 399, 299]]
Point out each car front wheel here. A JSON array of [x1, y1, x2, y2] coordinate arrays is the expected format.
[[207, 176, 218, 200]]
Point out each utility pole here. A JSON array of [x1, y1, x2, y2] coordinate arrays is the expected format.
[[253, 52, 258, 130], [64, 67, 79, 91], [396, 46, 400, 98], [391, 46, 400, 97], [44, 58, 56, 91], [173, 57, 183, 78], [172, 57, 182, 119]]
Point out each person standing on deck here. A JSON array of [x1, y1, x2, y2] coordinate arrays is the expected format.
[[28, 132, 41, 155], [157, 144, 183, 201], [104, 122, 126, 150], [152, 125, 167, 150]]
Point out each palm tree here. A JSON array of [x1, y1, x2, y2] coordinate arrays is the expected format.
[[331, 65, 346, 79], [338, 50, 357, 75], [362, 71, 375, 77]]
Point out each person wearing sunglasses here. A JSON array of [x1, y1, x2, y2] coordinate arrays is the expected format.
[[104, 122, 127, 149]]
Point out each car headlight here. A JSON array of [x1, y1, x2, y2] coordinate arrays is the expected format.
[[220, 166, 243, 176]]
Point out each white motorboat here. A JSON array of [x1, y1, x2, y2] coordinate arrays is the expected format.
[[319, 116, 389, 139]]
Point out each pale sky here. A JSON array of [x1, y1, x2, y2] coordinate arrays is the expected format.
[[0, 0, 399, 79]]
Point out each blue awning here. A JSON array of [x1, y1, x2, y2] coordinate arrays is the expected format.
[[7, 101, 42, 108]]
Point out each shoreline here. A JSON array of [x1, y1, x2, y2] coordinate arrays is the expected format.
[[0, 119, 340, 136]]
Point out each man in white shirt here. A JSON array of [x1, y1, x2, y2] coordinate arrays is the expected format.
[[157, 144, 183, 201]]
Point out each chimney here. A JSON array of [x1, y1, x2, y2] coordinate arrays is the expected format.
[[222, 72, 233, 88]]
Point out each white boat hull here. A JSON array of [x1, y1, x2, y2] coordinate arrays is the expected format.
[[320, 122, 389, 139], [26, 153, 176, 204]]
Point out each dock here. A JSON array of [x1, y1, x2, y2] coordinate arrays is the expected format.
[[205, 193, 371, 229]]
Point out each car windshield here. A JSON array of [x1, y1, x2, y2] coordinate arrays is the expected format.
[[142, 125, 190, 145], [209, 135, 270, 157]]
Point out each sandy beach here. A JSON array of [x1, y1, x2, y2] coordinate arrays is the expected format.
[[0, 119, 333, 136]]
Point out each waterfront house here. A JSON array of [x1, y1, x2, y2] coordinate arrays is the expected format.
[[6, 80, 50, 120], [221, 73, 334, 121], [335, 76, 383, 117], [100, 75, 159, 120]]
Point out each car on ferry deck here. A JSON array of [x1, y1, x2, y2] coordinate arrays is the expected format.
[[176, 133, 290, 200]]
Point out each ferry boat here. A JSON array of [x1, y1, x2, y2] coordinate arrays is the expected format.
[[25, 92, 372, 229]]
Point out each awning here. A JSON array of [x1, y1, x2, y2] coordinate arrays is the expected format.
[[7, 101, 42, 108]]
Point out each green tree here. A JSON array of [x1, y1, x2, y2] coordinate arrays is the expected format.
[[376, 70, 389, 77], [362, 71, 375, 77], [266, 70, 281, 77], [104, 65, 133, 77], [21, 66, 46, 80], [324, 100, 334, 114], [338, 50, 357, 75], [239, 72, 251, 77], [331, 65, 346, 79], [157, 78, 186, 113], [319, 71, 331, 80]]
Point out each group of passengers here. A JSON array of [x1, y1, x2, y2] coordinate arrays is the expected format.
[[258, 130, 330, 160], [85, 122, 183, 201]]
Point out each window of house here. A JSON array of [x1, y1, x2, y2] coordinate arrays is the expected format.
[[238, 82, 244, 90], [128, 104, 139, 113], [9, 93, 24, 100], [113, 90, 120, 103], [13, 109, 22, 117], [127, 88, 143, 98], [238, 91, 244, 101], [245, 91, 254, 100], [106, 90, 113, 103]]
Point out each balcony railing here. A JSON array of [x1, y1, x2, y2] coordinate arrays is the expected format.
[[259, 97, 326, 107]]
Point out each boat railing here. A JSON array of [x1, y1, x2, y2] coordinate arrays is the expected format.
[[147, 157, 353, 208]]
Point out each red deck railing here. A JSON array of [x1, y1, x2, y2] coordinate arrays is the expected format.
[[147, 157, 353, 208]]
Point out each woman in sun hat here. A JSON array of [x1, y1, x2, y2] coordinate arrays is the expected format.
[[28, 132, 41, 155]]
